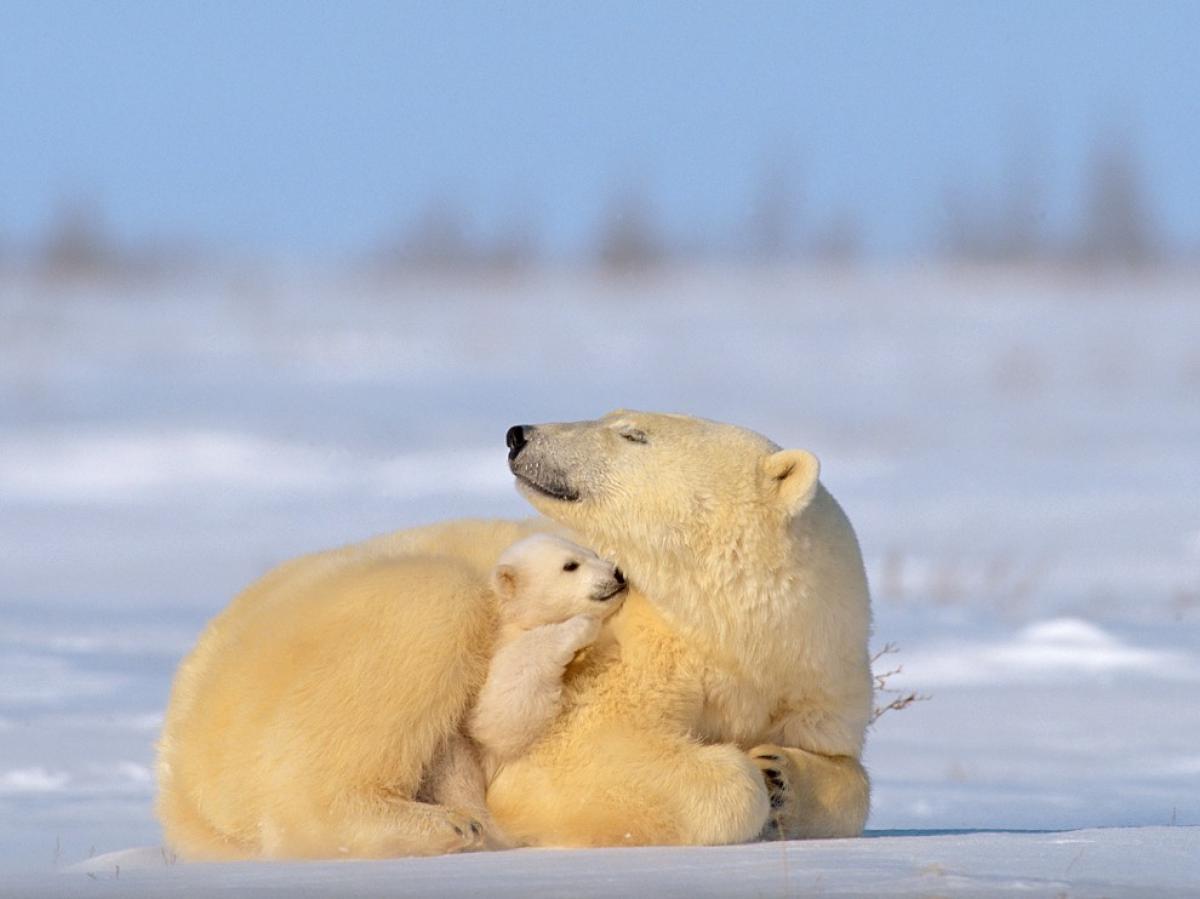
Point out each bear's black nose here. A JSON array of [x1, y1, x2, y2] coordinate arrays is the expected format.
[[613, 567, 625, 586], [506, 425, 531, 460]]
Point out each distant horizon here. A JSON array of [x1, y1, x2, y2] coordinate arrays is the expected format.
[[2, 1, 1198, 260]]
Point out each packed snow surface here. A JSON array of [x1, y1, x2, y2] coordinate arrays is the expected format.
[[1, 268, 1197, 893], [17, 827, 1198, 898]]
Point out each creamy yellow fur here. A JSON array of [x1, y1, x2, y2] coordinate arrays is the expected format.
[[157, 411, 872, 858], [157, 545, 508, 860]]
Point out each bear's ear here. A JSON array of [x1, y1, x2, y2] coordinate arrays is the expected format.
[[490, 564, 519, 601], [762, 449, 820, 515]]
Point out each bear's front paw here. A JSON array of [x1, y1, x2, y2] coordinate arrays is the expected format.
[[749, 744, 795, 840]]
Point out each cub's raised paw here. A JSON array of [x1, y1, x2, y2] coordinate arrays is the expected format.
[[552, 615, 603, 657]]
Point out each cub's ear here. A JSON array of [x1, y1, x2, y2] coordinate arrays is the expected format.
[[490, 564, 519, 600], [762, 449, 821, 514]]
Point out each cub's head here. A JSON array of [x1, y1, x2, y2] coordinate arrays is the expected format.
[[505, 410, 821, 580], [490, 534, 627, 629]]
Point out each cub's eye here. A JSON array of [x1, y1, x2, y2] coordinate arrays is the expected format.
[[563, 561, 580, 572], [620, 429, 648, 444]]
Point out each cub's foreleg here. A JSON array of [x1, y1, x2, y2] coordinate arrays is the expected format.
[[469, 616, 600, 761]]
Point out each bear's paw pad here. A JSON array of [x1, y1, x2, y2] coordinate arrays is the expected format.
[[749, 744, 794, 839], [423, 808, 486, 854]]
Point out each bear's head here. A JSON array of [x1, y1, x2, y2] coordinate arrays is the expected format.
[[506, 410, 822, 597], [490, 533, 628, 630]]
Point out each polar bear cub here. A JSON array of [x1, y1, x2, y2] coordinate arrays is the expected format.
[[424, 534, 627, 838], [470, 534, 627, 761]]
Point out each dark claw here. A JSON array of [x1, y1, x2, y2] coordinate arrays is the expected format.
[[770, 792, 786, 809], [469, 820, 482, 836], [756, 753, 782, 763]]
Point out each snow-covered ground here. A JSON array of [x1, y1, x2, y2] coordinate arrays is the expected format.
[[14, 826, 1192, 898], [1, 267, 1198, 892]]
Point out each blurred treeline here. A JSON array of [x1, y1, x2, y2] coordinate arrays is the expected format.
[[0, 129, 1191, 286]]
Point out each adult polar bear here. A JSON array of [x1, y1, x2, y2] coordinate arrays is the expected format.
[[157, 410, 872, 858]]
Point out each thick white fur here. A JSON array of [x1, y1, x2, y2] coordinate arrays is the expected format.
[[443, 536, 623, 793], [157, 411, 872, 857], [468, 617, 599, 763]]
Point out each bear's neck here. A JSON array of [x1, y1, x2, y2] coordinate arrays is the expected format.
[[592, 492, 870, 683], [638, 562, 799, 672]]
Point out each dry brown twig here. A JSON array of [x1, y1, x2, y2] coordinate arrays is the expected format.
[[870, 642, 929, 725]]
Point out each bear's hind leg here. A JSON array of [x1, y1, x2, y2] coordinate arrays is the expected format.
[[263, 794, 485, 859], [339, 797, 485, 858], [157, 777, 253, 861]]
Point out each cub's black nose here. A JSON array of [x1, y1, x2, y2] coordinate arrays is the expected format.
[[506, 425, 530, 460], [613, 567, 625, 586]]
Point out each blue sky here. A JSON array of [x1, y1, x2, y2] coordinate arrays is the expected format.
[[2, 1, 1198, 258]]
